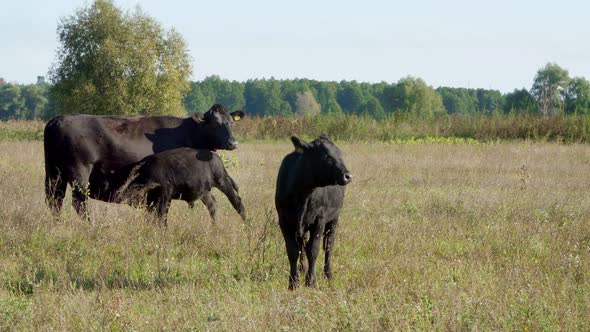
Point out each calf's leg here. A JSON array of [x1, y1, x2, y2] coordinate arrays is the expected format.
[[216, 177, 246, 221], [305, 223, 324, 287], [145, 187, 170, 227], [323, 220, 338, 280], [200, 192, 217, 223], [155, 193, 172, 227], [298, 233, 307, 275], [295, 202, 308, 274]]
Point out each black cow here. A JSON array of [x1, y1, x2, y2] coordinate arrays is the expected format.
[[275, 134, 352, 290], [44, 104, 244, 218], [90, 147, 246, 226]]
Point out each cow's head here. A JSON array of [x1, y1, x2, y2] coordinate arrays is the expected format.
[[292, 134, 352, 186], [192, 104, 245, 150]]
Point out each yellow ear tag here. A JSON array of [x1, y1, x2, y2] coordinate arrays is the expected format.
[[233, 115, 242, 121], [295, 147, 304, 153]]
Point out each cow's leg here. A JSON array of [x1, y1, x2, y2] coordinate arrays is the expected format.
[[323, 220, 338, 280], [216, 178, 246, 221], [305, 222, 324, 288], [44, 166, 66, 216], [286, 234, 301, 290], [278, 214, 300, 290], [70, 166, 92, 220], [200, 192, 217, 223]]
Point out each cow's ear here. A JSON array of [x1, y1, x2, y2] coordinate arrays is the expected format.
[[230, 110, 245, 122], [191, 112, 204, 123], [291, 136, 310, 153]]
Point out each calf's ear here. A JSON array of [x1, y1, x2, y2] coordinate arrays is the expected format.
[[291, 136, 310, 153], [230, 111, 245, 122], [210, 104, 223, 112]]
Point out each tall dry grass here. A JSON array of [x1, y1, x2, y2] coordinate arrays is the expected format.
[[234, 113, 590, 143], [0, 140, 588, 330], [5, 114, 590, 143]]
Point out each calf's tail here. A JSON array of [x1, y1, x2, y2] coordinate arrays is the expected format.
[[115, 182, 161, 206], [112, 161, 162, 206]]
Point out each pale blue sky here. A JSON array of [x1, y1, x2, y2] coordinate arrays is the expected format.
[[1, 0, 588, 92]]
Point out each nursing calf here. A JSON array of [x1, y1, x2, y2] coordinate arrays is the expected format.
[[90, 148, 246, 226], [44, 104, 244, 218], [275, 134, 352, 290]]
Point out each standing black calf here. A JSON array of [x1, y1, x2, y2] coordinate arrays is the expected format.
[[89, 147, 246, 225], [275, 134, 352, 290]]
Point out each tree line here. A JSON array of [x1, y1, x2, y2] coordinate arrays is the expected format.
[[2, 65, 589, 121], [184, 63, 590, 118], [0, 77, 50, 120]]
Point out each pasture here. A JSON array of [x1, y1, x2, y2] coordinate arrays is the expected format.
[[0, 139, 588, 330]]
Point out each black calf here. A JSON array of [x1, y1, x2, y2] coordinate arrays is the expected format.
[[275, 134, 352, 290], [90, 148, 246, 225]]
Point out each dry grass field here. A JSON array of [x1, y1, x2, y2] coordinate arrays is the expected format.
[[0, 140, 588, 330]]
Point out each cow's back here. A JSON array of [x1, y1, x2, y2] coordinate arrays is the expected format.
[[275, 152, 301, 209], [44, 114, 186, 172]]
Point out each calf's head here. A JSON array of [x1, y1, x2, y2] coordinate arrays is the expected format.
[[193, 104, 245, 150], [292, 134, 352, 186]]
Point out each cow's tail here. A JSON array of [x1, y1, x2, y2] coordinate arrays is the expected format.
[[44, 117, 67, 214], [44, 164, 67, 214]]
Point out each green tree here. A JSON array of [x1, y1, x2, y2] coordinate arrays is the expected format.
[[314, 82, 343, 114], [437, 87, 479, 114], [0, 84, 24, 120], [20, 84, 49, 119], [337, 81, 365, 115], [244, 79, 287, 116], [503, 88, 538, 113], [530, 63, 570, 115], [393, 77, 444, 117], [565, 77, 590, 114], [49, 0, 192, 116], [184, 82, 213, 113], [476, 89, 503, 114], [280, 79, 304, 112], [216, 80, 245, 111], [362, 95, 386, 119]]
